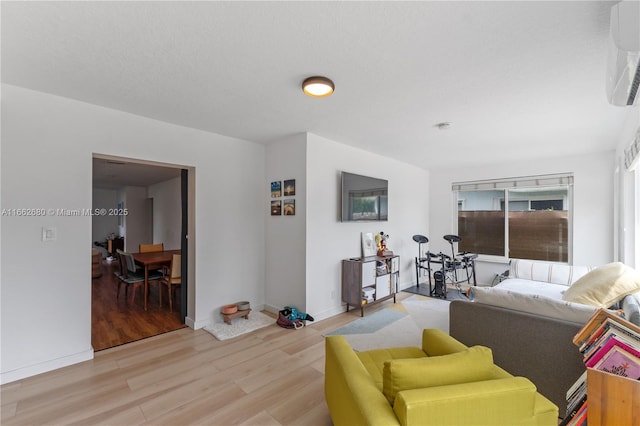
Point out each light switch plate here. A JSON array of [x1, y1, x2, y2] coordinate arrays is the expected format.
[[42, 227, 56, 242]]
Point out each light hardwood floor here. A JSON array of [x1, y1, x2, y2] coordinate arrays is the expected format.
[[1, 294, 411, 425]]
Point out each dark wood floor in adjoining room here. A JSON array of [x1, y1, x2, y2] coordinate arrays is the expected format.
[[92, 259, 185, 351]]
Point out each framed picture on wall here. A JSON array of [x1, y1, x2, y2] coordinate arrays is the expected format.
[[271, 200, 282, 215], [271, 181, 281, 198], [283, 179, 296, 196], [283, 199, 295, 215]]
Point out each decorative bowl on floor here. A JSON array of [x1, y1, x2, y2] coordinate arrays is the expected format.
[[236, 301, 250, 311], [221, 304, 238, 315]]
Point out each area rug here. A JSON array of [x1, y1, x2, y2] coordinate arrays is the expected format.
[[325, 295, 457, 351], [204, 311, 274, 341]]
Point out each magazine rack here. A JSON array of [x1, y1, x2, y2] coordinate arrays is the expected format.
[[571, 309, 640, 426]]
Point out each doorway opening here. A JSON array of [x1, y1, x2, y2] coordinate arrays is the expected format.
[[91, 155, 193, 351]]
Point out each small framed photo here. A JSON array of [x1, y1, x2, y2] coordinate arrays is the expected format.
[[283, 179, 296, 196], [271, 200, 282, 216], [283, 199, 295, 216], [361, 232, 376, 257], [271, 181, 281, 198]]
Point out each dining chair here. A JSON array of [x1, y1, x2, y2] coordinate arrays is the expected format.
[[160, 254, 181, 312], [139, 243, 164, 253], [115, 250, 142, 304], [138, 243, 166, 276], [115, 250, 162, 306]]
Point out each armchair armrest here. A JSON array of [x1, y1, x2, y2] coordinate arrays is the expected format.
[[421, 328, 468, 356], [393, 377, 548, 426], [325, 336, 400, 426]]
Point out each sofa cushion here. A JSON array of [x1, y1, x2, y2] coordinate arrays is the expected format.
[[472, 286, 598, 324], [561, 262, 640, 308], [357, 346, 427, 390], [382, 346, 494, 405], [509, 259, 592, 286]]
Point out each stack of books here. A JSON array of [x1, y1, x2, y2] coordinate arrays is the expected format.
[[563, 309, 640, 425], [362, 287, 375, 304], [563, 371, 587, 425]]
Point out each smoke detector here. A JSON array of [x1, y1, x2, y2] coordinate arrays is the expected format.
[[434, 122, 451, 130]]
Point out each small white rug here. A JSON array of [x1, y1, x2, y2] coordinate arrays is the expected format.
[[204, 311, 274, 341]]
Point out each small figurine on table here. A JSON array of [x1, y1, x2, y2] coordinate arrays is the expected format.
[[376, 232, 392, 256]]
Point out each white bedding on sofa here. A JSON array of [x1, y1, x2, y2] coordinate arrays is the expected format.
[[470, 259, 600, 324], [472, 285, 598, 324], [494, 278, 568, 300]]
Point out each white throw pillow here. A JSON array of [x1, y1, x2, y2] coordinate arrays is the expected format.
[[562, 262, 640, 308]]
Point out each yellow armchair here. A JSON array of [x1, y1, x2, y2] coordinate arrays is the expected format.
[[325, 329, 558, 426]]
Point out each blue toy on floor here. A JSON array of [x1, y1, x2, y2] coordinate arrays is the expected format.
[[282, 306, 314, 322]]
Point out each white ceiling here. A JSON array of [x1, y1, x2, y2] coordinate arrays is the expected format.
[[1, 1, 636, 171], [92, 157, 181, 189]]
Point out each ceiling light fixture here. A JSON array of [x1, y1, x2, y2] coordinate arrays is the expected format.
[[302, 76, 335, 98]]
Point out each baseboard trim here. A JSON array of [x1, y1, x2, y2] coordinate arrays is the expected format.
[[0, 348, 94, 385], [266, 303, 347, 323], [185, 316, 197, 329], [188, 316, 209, 330], [313, 304, 348, 322]]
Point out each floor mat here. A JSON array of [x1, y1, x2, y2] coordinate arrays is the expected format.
[[403, 285, 471, 301]]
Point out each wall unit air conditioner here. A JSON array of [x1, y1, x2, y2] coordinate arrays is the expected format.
[[606, 1, 640, 106]]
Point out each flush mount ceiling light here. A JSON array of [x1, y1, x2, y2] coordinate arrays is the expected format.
[[302, 76, 335, 98]]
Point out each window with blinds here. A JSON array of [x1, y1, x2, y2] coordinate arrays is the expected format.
[[452, 173, 573, 262]]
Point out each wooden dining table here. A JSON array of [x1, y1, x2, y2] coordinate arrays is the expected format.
[[132, 249, 181, 311]]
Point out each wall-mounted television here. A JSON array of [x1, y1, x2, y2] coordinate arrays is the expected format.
[[341, 171, 388, 222]]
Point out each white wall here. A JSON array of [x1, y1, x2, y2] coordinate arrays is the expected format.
[[0, 84, 265, 383], [305, 133, 430, 320], [122, 186, 151, 252], [91, 188, 118, 243], [429, 151, 616, 285], [264, 134, 306, 313], [148, 176, 181, 250], [614, 108, 640, 268]]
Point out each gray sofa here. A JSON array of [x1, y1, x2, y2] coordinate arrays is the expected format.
[[449, 300, 584, 418]]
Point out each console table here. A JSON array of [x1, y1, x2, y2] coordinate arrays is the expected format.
[[342, 254, 399, 316]]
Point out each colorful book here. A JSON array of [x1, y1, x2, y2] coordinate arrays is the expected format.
[[564, 394, 587, 421], [582, 321, 640, 363], [573, 309, 640, 347], [566, 370, 587, 400], [567, 400, 587, 426], [579, 320, 609, 352], [607, 320, 640, 345], [593, 345, 640, 379], [585, 335, 640, 368]]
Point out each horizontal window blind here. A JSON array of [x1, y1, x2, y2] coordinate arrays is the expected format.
[[452, 173, 573, 192], [624, 128, 640, 170]]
